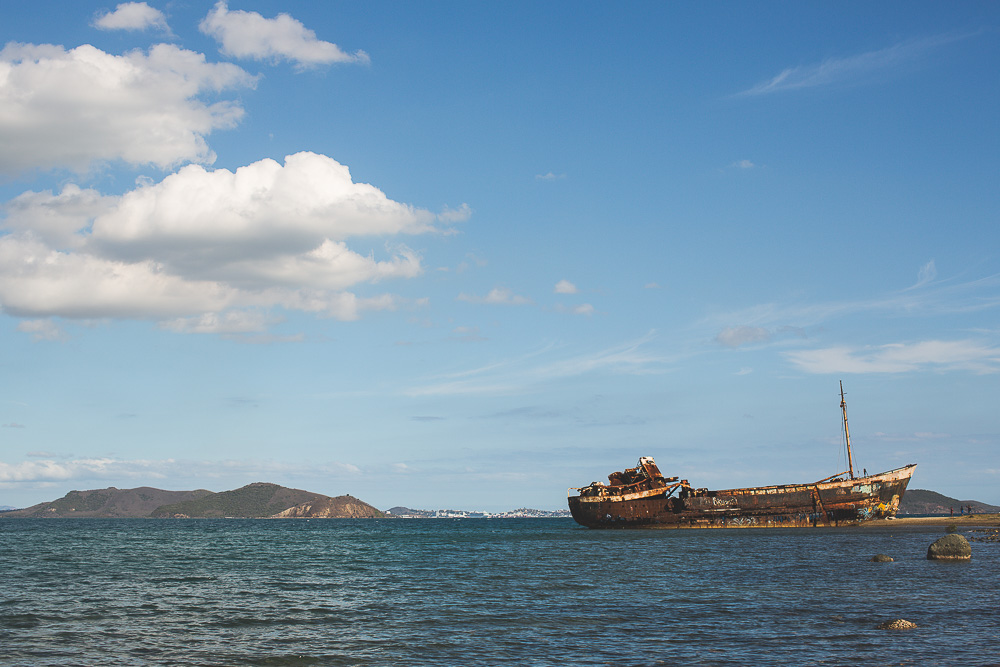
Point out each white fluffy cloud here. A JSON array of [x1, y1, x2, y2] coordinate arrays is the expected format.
[[93, 2, 169, 32], [1, 153, 456, 328], [554, 279, 577, 294], [91, 152, 435, 264], [3, 185, 115, 248], [0, 42, 255, 174], [199, 1, 370, 68]]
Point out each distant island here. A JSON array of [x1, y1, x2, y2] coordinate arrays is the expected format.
[[0, 484, 569, 519], [0, 483, 385, 519]]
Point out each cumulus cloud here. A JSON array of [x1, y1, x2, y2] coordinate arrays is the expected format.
[[199, 1, 369, 68], [536, 171, 566, 181], [715, 325, 771, 348], [0, 42, 255, 174], [554, 279, 577, 294], [1, 152, 449, 329], [786, 340, 1000, 374], [457, 287, 532, 306], [90, 152, 436, 266], [3, 185, 116, 248], [93, 2, 169, 32]]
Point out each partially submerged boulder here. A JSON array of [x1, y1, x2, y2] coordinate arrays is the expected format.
[[877, 619, 917, 630], [927, 534, 972, 561], [870, 554, 894, 562]]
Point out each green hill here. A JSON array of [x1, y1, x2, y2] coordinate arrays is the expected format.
[[1, 483, 385, 519], [1, 487, 213, 518], [150, 482, 345, 518], [899, 489, 1000, 515]]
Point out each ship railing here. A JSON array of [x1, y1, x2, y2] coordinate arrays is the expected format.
[[814, 471, 851, 484]]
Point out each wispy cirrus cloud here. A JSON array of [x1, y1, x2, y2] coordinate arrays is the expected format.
[[738, 32, 972, 97], [786, 340, 1000, 375], [553, 303, 595, 316], [910, 259, 938, 289], [16, 319, 68, 342], [451, 325, 487, 342], [715, 325, 771, 348], [0, 457, 363, 484], [704, 267, 1000, 337], [406, 332, 671, 396], [456, 287, 532, 306], [706, 265, 1000, 375]]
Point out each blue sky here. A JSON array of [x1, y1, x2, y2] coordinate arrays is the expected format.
[[2, 1, 998, 511]]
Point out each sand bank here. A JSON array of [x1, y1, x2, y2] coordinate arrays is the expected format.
[[863, 513, 1000, 528]]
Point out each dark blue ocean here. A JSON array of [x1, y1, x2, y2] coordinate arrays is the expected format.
[[1, 519, 997, 666]]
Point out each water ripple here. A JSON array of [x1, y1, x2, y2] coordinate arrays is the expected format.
[[1, 519, 997, 666]]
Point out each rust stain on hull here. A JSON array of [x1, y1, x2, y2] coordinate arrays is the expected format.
[[567, 457, 916, 529]]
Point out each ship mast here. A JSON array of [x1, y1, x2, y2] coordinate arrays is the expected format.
[[840, 381, 855, 480]]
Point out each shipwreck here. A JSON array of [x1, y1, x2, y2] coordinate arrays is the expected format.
[[567, 383, 916, 529]]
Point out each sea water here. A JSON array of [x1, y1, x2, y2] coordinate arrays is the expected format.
[[1, 518, 997, 666]]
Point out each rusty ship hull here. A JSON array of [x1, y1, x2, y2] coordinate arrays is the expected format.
[[568, 459, 916, 529]]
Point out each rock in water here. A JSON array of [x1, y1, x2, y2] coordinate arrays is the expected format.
[[870, 554, 894, 562], [927, 534, 972, 560], [877, 619, 917, 630]]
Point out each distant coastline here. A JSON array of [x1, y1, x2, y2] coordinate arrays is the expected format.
[[0, 484, 571, 519], [2, 484, 995, 522]]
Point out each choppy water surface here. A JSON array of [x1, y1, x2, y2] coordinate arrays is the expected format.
[[1, 518, 997, 666]]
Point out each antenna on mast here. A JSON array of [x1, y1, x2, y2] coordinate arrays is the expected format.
[[840, 381, 855, 480]]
